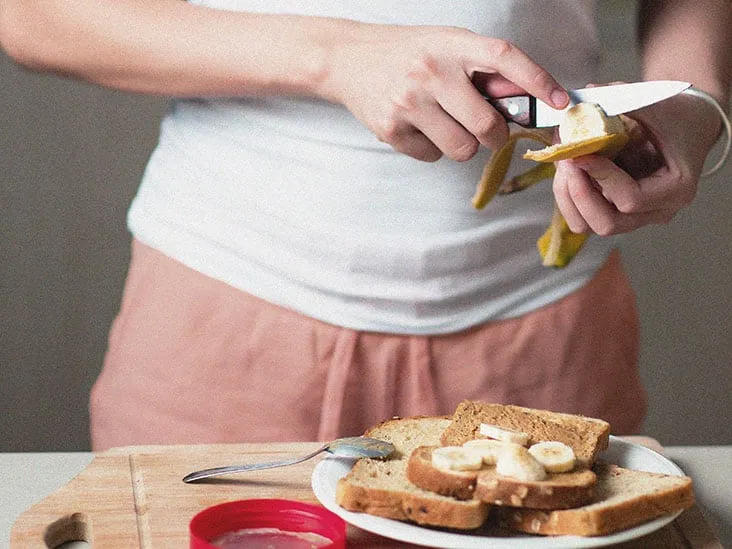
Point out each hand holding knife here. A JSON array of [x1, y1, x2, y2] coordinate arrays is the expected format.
[[485, 80, 691, 128]]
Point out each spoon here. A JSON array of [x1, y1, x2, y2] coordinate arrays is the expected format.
[[182, 436, 395, 483]]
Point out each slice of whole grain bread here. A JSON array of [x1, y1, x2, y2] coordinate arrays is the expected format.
[[499, 462, 694, 536], [335, 416, 490, 530], [441, 401, 610, 467], [407, 445, 597, 509]]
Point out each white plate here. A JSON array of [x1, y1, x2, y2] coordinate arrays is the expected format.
[[311, 436, 686, 548]]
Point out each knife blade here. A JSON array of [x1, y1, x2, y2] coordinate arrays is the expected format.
[[486, 80, 691, 128]]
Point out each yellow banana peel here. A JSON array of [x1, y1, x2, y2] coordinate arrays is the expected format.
[[472, 127, 554, 209], [499, 162, 557, 195], [472, 103, 629, 268], [537, 203, 589, 268], [523, 132, 629, 163]]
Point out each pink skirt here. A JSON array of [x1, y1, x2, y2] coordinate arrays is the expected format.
[[89, 240, 645, 451]]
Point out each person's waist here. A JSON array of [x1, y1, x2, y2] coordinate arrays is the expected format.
[[128, 184, 614, 334]]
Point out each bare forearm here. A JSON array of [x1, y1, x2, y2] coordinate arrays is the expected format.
[[1, 1, 573, 161], [638, 0, 730, 104], [0, 0, 345, 97]]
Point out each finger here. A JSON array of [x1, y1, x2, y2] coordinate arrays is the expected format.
[[579, 201, 675, 235], [566, 168, 673, 235], [569, 174, 624, 235], [468, 38, 569, 109], [553, 161, 591, 233], [410, 100, 482, 161], [571, 156, 692, 213], [569, 156, 647, 213], [389, 128, 444, 162], [433, 76, 510, 150]]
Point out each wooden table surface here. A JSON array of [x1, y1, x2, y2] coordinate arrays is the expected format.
[[9, 439, 724, 548]]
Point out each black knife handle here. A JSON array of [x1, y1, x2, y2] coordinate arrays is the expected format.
[[485, 95, 534, 127]]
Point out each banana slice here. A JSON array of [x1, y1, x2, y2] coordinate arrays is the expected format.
[[479, 423, 530, 446], [431, 446, 484, 471], [495, 446, 547, 482], [462, 439, 521, 465], [528, 441, 576, 473]]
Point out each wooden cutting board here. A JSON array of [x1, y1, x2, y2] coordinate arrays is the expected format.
[[10, 439, 722, 548]]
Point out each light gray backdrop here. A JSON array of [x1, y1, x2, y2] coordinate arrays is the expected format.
[[1, 2, 730, 451]]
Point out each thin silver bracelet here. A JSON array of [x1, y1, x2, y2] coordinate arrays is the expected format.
[[683, 87, 731, 178]]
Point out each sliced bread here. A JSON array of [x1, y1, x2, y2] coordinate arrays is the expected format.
[[407, 445, 597, 509], [441, 401, 611, 467], [335, 416, 490, 530], [499, 462, 694, 536]]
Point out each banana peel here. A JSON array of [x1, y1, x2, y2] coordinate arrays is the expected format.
[[523, 132, 629, 163], [472, 127, 554, 209], [537, 204, 589, 268], [473, 103, 629, 268], [499, 162, 557, 195]]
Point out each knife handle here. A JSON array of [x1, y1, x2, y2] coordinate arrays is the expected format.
[[485, 95, 534, 127]]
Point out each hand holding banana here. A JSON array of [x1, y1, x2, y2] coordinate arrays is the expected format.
[[472, 83, 722, 267], [473, 98, 630, 267], [553, 92, 722, 236]]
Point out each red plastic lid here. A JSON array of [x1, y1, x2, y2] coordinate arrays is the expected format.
[[189, 499, 346, 549]]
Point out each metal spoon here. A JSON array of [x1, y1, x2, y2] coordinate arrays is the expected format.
[[182, 436, 395, 483]]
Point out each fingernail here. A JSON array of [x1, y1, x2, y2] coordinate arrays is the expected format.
[[551, 89, 569, 109]]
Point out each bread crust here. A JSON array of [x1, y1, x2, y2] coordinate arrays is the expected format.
[[474, 467, 597, 509], [336, 476, 489, 529], [407, 445, 597, 509], [499, 463, 695, 536]]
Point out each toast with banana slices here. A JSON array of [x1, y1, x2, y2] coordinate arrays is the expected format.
[[334, 401, 694, 536], [407, 402, 608, 509], [407, 445, 598, 509]]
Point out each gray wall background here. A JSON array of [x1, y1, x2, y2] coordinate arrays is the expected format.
[[1, 3, 730, 452]]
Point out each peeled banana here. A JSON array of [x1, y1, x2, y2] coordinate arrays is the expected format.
[[524, 103, 629, 162], [559, 102, 626, 144]]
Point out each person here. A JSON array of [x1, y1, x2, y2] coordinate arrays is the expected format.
[[1, 1, 728, 450]]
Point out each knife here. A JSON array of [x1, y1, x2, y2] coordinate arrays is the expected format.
[[486, 80, 691, 128]]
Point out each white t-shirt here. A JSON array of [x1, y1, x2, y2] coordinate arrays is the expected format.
[[128, 0, 615, 334]]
